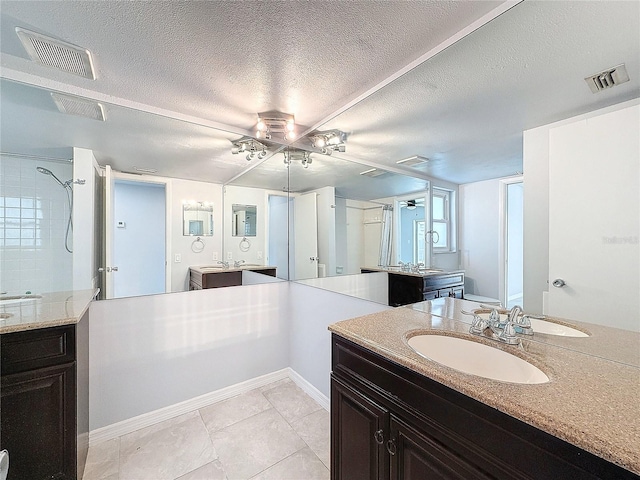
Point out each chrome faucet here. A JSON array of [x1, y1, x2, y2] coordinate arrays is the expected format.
[[233, 259, 245, 268], [217, 260, 230, 269], [465, 309, 521, 346]]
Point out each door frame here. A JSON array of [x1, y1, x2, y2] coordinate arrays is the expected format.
[[105, 169, 172, 296], [498, 175, 523, 307]]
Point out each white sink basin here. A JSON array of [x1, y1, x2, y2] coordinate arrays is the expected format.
[[407, 334, 549, 384], [0, 294, 42, 305], [474, 312, 588, 337]]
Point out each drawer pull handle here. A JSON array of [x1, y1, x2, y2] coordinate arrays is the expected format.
[[386, 439, 397, 456], [374, 429, 384, 445]]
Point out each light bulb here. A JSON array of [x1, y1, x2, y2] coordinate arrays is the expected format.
[[286, 120, 295, 132], [287, 131, 296, 140], [257, 120, 266, 131], [256, 130, 262, 139], [231, 146, 239, 154], [328, 134, 340, 145], [315, 137, 326, 148]]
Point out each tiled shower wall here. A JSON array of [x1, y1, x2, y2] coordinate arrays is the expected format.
[[0, 155, 74, 294]]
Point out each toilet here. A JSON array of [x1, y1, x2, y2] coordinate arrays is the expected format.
[[463, 293, 502, 306]]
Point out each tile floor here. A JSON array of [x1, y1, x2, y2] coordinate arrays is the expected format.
[[82, 379, 330, 480]]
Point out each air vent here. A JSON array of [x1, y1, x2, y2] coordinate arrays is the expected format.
[[133, 167, 158, 174], [51, 93, 105, 121], [585, 64, 629, 93], [360, 168, 386, 178], [396, 155, 429, 168], [16, 27, 96, 79]]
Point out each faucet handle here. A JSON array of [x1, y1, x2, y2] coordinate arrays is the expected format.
[[469, 314, 489, 335], [499, 321, 521, 345]]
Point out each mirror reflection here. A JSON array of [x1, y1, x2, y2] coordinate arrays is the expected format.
[[1, 0, 638, 363], [231, 204, 256, 237], [183, 202, 214, 237]]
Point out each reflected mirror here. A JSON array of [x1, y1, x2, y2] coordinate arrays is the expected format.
[[231, 204, 256, 237], [183, 202, 214, 236]]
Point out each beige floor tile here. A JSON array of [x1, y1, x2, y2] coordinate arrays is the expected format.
[[82, 438, 119, 480], [175, 459, 227, 480], [249, 447, 329, 480], [119, 411, 216, 480], [291, 409, 330, 468], [210, 408, 305, 479], [262, 379, 323, 424], [199, 389, 272, 433]]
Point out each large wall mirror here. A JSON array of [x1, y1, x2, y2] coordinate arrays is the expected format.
[[1, 1, 637, 364]]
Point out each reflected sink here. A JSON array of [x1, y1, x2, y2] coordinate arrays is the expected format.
[[474, 312, 589, 337], [407, 334, 549, 384]]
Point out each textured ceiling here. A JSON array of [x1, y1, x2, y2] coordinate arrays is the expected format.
[[1, 0, 639, 191]]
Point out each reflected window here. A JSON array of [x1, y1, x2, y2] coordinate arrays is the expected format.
[[432, 188, 453, 252]]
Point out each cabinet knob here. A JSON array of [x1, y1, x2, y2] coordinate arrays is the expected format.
[[386, 439, 397, 456], [374, 429, 384, 445]]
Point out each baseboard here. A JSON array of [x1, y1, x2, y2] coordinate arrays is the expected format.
[[88, 367, 330, 446], [88, 368, 290, 446], [286, 367, 330, 411]]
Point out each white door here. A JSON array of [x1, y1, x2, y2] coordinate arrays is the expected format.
[[294, 193, 318, 280], [102, 165, 115, 299], [547, 104, 639, 330]]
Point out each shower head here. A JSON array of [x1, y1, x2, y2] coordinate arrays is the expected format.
[[37, 166, 67, 188]]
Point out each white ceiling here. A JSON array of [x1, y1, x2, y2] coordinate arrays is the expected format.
[[1, 0, 638, 191]]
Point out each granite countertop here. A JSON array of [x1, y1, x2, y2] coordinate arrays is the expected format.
[[0, 289, 98, 334], [328, 306, 640, 475], [361, 266, 464, 278], [414, 297, 640, 368], [190, 264, 276, 274]]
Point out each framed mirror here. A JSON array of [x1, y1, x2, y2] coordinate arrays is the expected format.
[[182, 202, 214, 236], [231, 204, 257, 237]]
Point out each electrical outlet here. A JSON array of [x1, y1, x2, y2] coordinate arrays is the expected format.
[[257, 251, 263, 260], [212, 252, 219, 261], [227, 252, 233, 260], [175, 254, 181, 263]]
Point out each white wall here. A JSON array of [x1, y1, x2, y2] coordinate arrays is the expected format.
[[458, 179, 501, 298], [89, 281, 389, 430], [113, 181, 166, 297], [314, 186, 336, 277], [0, 154, 73, 294], [73, 147, 100, 291], [170, 178, 223, 292], [296, 271, 388, 305], [224, 185, 268, 267]]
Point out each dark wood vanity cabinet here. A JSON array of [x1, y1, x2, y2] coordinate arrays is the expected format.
[[190, 267, 277, 290], [331, 334, 638, 480], [1, 314, 89, 480], [387, 271, 464, 307]]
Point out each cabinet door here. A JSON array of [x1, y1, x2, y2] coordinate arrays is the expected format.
[[390, 416, 492, 480], [1, 363, 76, 480], [331, 376, 389, 480]]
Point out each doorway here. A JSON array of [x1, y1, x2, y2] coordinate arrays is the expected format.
[[395, 194, 429, 266], [500, 178, 524, 308]]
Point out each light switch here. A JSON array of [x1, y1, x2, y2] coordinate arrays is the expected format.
[[212, 252, 219, 261], [257, 251, 263, 260], [117, 221, 126, 229], [175, 254, 181, 263], [227, 252, 233, 260]]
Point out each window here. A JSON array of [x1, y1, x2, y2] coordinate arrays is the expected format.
[[432, 188, 453, 252]]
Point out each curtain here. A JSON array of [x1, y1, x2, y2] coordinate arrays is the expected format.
[[378, 205, 393, 267]]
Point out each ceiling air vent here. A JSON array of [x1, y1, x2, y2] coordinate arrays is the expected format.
[[585, 64, 629, 93], [16, 27, 96, 79], [360, 168, 386, 178], [396, 155, 429, 168], [51, 92, 105, 121]]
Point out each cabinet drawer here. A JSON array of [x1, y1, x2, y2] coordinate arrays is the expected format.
[[1, 325, 75, 375], [422, 272, 464, 291]]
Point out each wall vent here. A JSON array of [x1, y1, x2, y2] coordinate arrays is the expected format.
[[396, 155, 429, 168], [51, 93, 105, 121], [585, 64, 629, 93], [16, 27, 96, 79]]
